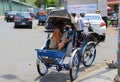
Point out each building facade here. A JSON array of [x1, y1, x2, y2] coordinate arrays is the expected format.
[[0, 0, 33, 15], [67, 0, 107, 17]]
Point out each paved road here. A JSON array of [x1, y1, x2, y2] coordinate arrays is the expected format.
[[0, 19, 47, 82], [95, 26, 117, 63], [0, 19, 118, 82]]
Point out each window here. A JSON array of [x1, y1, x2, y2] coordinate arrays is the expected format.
[[84, 15, 101, 20]]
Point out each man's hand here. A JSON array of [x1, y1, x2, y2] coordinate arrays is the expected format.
[[58, 42, 65, 50]]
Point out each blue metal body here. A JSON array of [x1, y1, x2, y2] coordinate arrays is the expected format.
[[35, 29, 74, 69], [38, 15, 47, 23]]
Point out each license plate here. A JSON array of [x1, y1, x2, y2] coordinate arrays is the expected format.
[[22, 22, 25, 25], [10, 16, 13, 18]]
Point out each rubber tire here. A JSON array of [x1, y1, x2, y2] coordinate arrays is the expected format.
[[69, 49, 80, 81], [82, 42, 96, 67], [29, 25, 32, 29], [7, 19, 9, 22], [14, 25, 17, 28], [36, 59, 48, 76]]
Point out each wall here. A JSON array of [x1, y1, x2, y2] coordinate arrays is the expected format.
[[0, 1, 9, 15], [98, 0, 107, 17], [98, 0, 107, 26], [67, 0, 97, 5], [67, 0, 107, 17], [0, 0, 33, 15]]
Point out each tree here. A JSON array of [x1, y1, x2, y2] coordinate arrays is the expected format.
[[34, 0, 42, 8], [51, 0, 55, 7], [34, 0, 58, 8], [25, 0, 30, 3], [46, 0, 58, 7]]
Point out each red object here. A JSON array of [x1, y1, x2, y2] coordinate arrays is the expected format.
[[29, 18, 32, 21], [100, 22, 106, 27], [41, 11, 46, 15], [14, 17, 18, 21]]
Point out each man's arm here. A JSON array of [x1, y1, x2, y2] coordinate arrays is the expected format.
[[62, 37, 72, 44], [58, 37, 72, 50], [52, 28, 61, 45]]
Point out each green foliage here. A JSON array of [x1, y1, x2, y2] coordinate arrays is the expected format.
[[25, 0, 29, 3], [34, 0, 58, 8], [34, 0, 41, 8], [47, 0, 58, 7], [42, 0, 47, 3]]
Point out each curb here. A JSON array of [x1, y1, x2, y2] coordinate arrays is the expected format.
[[73, 60, 117, 82], [75, 66, 117, 82]]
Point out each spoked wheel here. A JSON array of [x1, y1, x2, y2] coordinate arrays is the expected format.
[[82, 42, 96, 67], [69, 49, 80, 81], [36, 58, 48, 76]]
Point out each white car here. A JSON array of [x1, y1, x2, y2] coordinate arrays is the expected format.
[[84, 13, 106, 41]]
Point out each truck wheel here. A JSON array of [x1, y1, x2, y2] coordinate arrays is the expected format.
[[29, 25, 32, 29]]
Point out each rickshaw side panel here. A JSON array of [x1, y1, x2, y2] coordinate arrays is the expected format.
[[35, 49, 66, 59]]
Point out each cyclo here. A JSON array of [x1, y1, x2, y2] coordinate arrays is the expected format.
[[35, 9, 97, 81]]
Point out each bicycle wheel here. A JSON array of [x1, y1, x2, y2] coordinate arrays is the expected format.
[[82, 42, 96, 67], [36, 58, 48, 76], [69, 48, 80, 81]]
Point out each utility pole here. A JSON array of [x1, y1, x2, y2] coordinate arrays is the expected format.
[[8, 0, 12, 10], [114, 0, 120, 82]]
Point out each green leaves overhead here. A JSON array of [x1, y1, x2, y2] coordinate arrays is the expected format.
[[34, 0, 58, 8]]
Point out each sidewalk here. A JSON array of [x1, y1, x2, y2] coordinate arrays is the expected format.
[[75, 66, 117, 82]]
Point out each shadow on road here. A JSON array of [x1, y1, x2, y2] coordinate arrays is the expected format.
[[34, 71, 69, 82], [1, 74, 26, 82]]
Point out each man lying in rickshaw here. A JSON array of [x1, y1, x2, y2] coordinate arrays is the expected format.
[[49, 22, 72, 51]]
